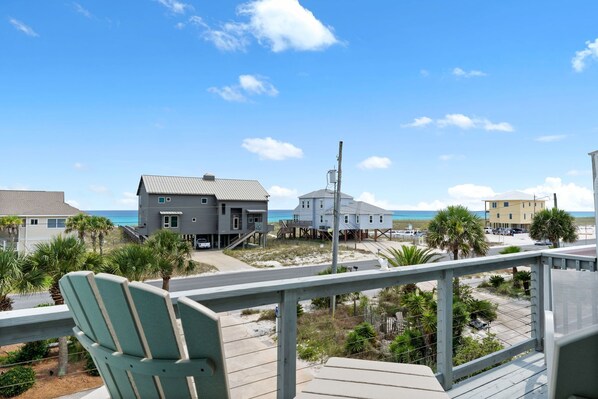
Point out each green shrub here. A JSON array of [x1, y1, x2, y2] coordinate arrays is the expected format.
[[1, 341, 50, 365], [489, 275, 505, 288], [468, 299, 498, 322], [258, 309, 276, 321], [84, 352, 100, 376], [297, 342, 319, 362], [345, 322, 377, 355], [241, 308, 260, 316], [389, 328, 424, 363], [454, 334, 503, 366], [0, 366, 36, 397], [312, 267, 350, 309]]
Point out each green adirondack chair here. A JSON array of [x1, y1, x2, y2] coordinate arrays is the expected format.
[[59, 271, 230, 398]]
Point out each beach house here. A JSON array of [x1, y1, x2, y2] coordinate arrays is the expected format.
[[136, 174, 270, 248], [483, 190, 548, 230], [0, 190, 81, 253], [279, 189, 392, 240]]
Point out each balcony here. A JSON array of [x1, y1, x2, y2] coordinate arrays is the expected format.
[[0, 246, 596, 398]]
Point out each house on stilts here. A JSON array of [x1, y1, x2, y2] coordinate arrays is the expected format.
[[278, 189, 393, 241]]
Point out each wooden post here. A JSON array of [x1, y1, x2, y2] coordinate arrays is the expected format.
[[277, 290, 297, 399], [437, 269, 454, 389]]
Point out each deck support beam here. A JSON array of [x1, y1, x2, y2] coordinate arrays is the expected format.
[[277, 290, 297, 399], [437, 268, 453, 390]]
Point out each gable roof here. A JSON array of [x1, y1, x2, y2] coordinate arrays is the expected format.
[[299, 189, 353, 200], [138, 175, 269, 202], [325, 201, 392, 215], [0, 190, 81, 216], [484, 190, 543, 201]]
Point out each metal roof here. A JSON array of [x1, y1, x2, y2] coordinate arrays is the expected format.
[[298, 189, 353, 199], [484, 190, 542, 201], [138, 175, 269, 202], [324, 201, 392, 215], [0, 190, 81, 216]]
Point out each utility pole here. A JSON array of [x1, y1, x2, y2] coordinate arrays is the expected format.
[[331, 141, 343, 316], [553, 192, 558, 210]]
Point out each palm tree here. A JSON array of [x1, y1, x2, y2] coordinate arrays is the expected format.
[[108, 244, 156, 282], [382, 245, 441, 293], [65, 213, 90, 243], [0, 215, 23, 243], [529, 208, 578, 248], [95, 217, 114, 255], [0, 249, 45, 311], [426, 205, 489, 260], [30, 235, 93, 376], [145, 229, 196, 291]]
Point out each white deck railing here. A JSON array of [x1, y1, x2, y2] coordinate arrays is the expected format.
[[0, 246, 596, 399]]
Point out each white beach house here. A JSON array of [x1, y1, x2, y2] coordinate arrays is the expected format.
[[0, 190, 81, 253]]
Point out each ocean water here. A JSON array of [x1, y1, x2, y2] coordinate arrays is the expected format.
[[87, 209, 595, 226]]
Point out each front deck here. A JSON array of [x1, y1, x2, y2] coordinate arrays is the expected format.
[[1, 245, 595, 398]]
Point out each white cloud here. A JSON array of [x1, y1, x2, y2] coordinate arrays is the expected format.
[[357, 156, 392, 170], [401, 116, 432, 128], [572, 38, 598, 72], [402, 113, 515, 132], [523, 177, 593, 211], [535, 134, 567, 142], [268, 185, 297, 198], [73, 162, 85, 170], [73, 2, 92, 18], [242, 137, 303, 160], [9, 18, 38, 37], [238, 0, 338, 52], [208, 86, 247, 102], [89, 185, 109, 194], [453, 67, 487, 78], [420, 69, 430, 77], [156, 0, 191, 14], [198, 0, 338, 53], [439, 154, 465, 161], [175, 22, 185, 30], [567, 169, 591, 176], [437, 114, 476, 129], [239, 74, 278, 96], [209, 74, 278, 102], [118, 192, 137, 208]]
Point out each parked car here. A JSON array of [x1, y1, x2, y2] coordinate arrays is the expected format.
[[534, 239, 553, 246], [195, 238, 211, 249], [511, 228, 524, 235], [484, 227, 493, 234]]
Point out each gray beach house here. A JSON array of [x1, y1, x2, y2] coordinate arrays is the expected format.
[[137, 174, 270, 248]]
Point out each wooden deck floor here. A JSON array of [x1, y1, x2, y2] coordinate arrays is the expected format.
[[449, 351, 547, 399]]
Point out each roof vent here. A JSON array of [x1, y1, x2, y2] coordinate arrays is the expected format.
[[203, 173, 215, 181]]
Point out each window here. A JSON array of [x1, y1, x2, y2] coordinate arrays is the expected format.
[[48, 219, 66, 228], [524, 214, 527, 220], [509, 213, 513, 220], [301, 201, 305, 209], [307, 201, 310, 209], [201, 198, 208, 204], [222, 204, 226, 215], [529, 202, 531, 206], [293, 214, 299, 222], [320, 200, 323, 208], [356, 215, 359, 223], [320, 215, 323, 223], [30, 219, 38, 225], [249, 217, 254, 223], [164, 215, 178, 228], [158, 197, 165, 203], [523, 203, 525, 208], [380, 215, 383, 223], [504, 202, 509, 207], [491, 202, 497, 208], [497, 213, 500, 219], [192, 218, 197, 222], [344, 215, 349, 223], [369, 215, 373, 223], [232, 216, 240, 230], [166, 197, 171, 202]]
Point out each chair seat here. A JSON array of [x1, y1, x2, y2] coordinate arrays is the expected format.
[[296, 357, 449, 399]]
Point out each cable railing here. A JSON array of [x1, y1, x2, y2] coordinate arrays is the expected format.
[[0, 246, 596, 399]]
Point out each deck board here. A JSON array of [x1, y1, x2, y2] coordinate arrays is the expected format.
[[449, 351, 547, 399]]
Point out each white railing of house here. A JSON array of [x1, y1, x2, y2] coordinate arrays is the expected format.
[[0, 246, 596, 399]]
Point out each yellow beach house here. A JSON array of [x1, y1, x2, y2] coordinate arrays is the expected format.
[[483, 190, 548, 230]]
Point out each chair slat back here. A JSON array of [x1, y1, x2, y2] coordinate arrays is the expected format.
[[60, 271, 137, 398], [178, 297, 230, 398]]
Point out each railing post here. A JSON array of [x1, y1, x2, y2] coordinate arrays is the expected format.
[[277, 290, 297, 399], [437, 269, 453, 390], [531, 257, 545, 351]]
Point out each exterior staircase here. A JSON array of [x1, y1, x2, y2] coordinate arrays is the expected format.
[[225, 230, 258, 250]]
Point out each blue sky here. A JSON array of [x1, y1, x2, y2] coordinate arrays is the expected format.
[[2, 1, 597, 211]]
